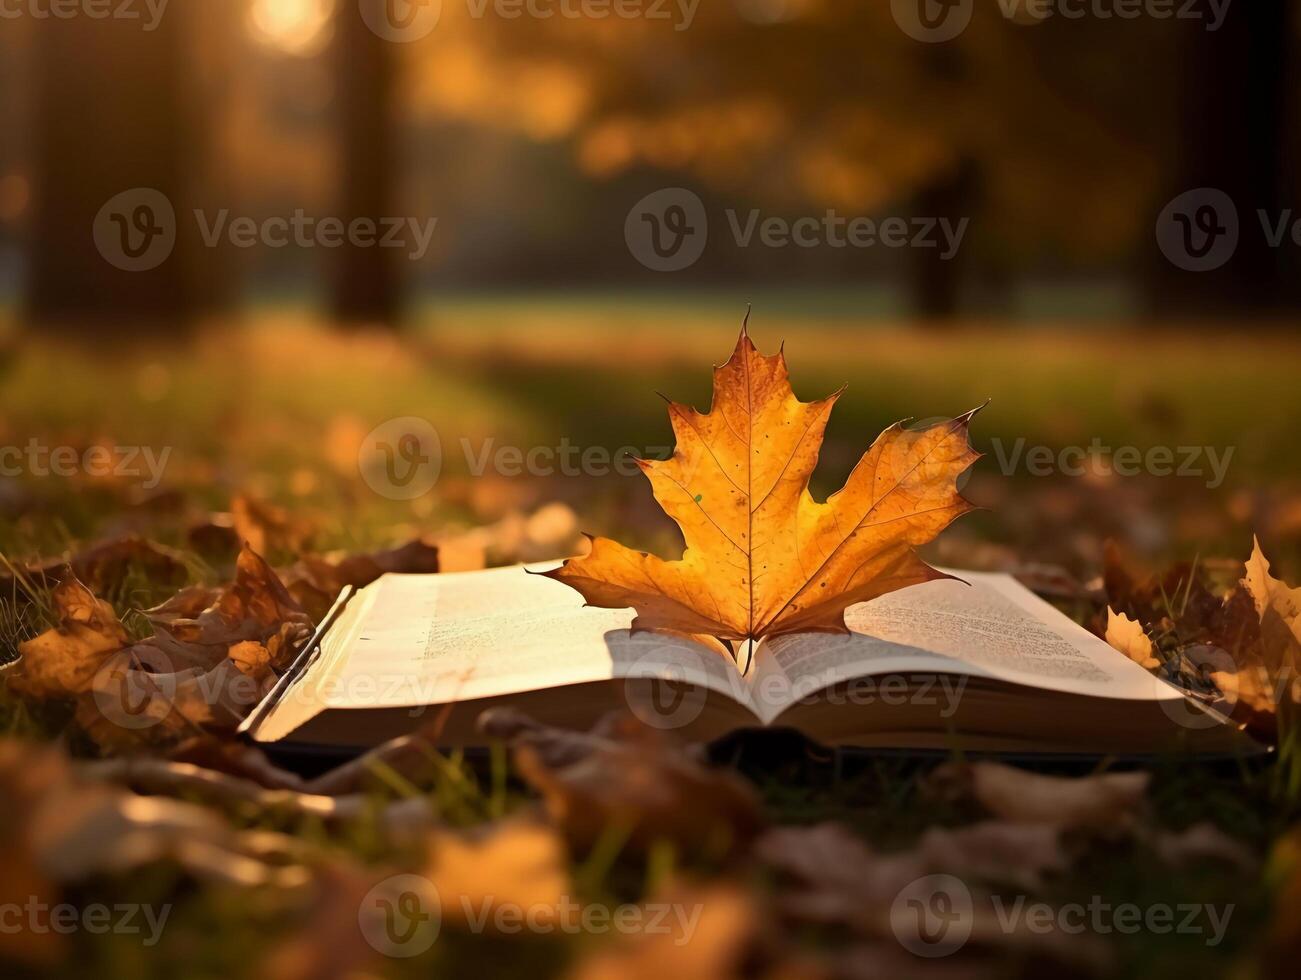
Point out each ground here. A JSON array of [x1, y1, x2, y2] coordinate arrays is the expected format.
[[1, 298, 1299, 978]]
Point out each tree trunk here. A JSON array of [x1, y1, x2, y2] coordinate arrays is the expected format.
[[332, 7, 401, 327], [26, 8, 229, 334], [909, 156, 979, 323], [1147, 3, 1295, 315]]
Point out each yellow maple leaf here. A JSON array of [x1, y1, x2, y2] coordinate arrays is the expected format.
[[546, 327, 981, 642], [1244, 535, 1301, 660], [1104, 607, 1159, 670]]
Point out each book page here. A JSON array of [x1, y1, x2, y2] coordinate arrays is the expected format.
[[257, 566, 754, 739], [750, 571, 1182, 723]]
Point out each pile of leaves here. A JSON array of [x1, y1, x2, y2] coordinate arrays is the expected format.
[[1101, 538, 1301, 743]]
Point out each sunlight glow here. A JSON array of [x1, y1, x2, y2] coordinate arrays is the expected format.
[[247, 0, 336, 57]]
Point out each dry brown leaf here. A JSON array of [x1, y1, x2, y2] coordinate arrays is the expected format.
[[1097, 536, 1299, 740], [1148, 822, 1257, 872], [546, 328, 979, 643], [480, 708, 762, 859], [428, 819, 572, 932], [145, 545, 313, 673], [915, 821, 1070, 892], [232, 493, 317, 558], [1, 738, 312, 898], [0, 535, 188, 601], [564, 884, 765, 980], [255, 864, 386, 980], [303, 731, 443, 796], [433, 501, 584, 572], [1098, 539, 1259, 656], [755, 822, 1105, 971], [1244, 536, 1301, 669], [284, 538, 441, 622], [11, 548, 312, 748], [1103, 607, 1159, 670], [0, 740, 74, 965], [8, 576, 129, 699], [80, 754, 436, 833], [930, 762, 1149, 831], [167, 736, 311, 790]]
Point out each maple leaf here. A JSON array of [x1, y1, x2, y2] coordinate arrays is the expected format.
[[1104, 607, 1159, 669], [546, 327, 981, 642]]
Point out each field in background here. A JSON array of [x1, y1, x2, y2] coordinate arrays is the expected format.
[[3, 298, 1299, 575]]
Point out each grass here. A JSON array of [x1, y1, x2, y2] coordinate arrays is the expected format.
[[2, 301, 1300, 977]]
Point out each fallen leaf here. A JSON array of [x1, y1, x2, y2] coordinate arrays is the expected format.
[[0, 535, 188, 601], [480, 708, 762, 859], [11, 548, 313, 748], [427, 819, 571, 933], [1244, 536, 1301, 667], [232, 493, 316, 558], [145, 545, 313, 673], [929, 762, 1149, 831], [564, 884, 766, 980], [255, 864, 386, 980], [915, 821, 1069, 892], [7, 576, 129, 699], [80, 753, 435, 832], [0, 740, 72, 965], [546, 328, 980, 643], [1104, 607, 1159, 669], [1, 737, 313, 903], [1148, 822, 1257, 872], [168, 736, 310, 790], [284, 538, 440, 622], [755, 822, 1105, 971], [1097, 536, 1298, 740]]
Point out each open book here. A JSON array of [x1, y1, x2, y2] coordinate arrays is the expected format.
[[241, 565, 1255, 756]]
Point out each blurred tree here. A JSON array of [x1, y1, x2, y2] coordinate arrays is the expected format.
[[1148, 2, 1298, 315], [26, 7, 233, 333], [331, 2, 400, 327], [406, 4, 1160, 320]]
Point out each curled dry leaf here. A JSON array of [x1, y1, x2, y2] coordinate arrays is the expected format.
[[232, 493, 317, 558], [0, 535, 188, 601], [79, 755, 385, 825], [1244, 536, 1301, 648], [147, 545, 313, 673], [10, 547, 313, 748], [283, 538, 440, 622], [1104, 607, 1158, 670], [7, 576, 129, 699], [546, 328, 980, 644], [1099, 539, 1260, 658], [0, 736, 314, 947], [1098, 536, 1301, 740], [929, 761, 1149, 831], [1197, 539, 1301, 739], [479, 708, 762, 859], [1242, 537, 1301, 680], [168, 736, 311, 790], [302, 731, 443, 796]]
